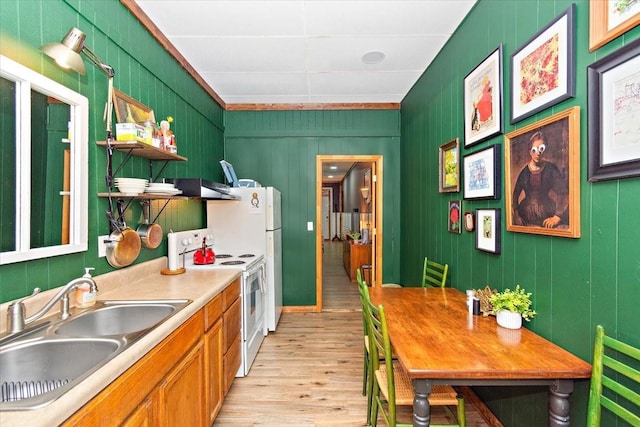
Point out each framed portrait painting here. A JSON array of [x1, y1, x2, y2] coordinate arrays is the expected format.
[[475, 208, 501, 254], [113, 89, 155, 124], [464, 44, 503, 147], [510, 4, 576, 124], [588, 37, 640, 182], [504, 106, 580, 238], [439, 138, 460, 193], [463, 144, 501, 200], [589, 0, 640, 52]]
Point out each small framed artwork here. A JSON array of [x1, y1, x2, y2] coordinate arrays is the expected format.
[[510, 4, 576, 124], [448, 200, 462, 234], [464, 211, 475, 232], [113, 88, 155, 124], [504, 106, 581, 238], [439, 138, 460, 193], [475, 208, 501, 254], [589, 0, 640, 52], [464, 44, 503, 147], [463, 144, 501, 200], [587, 37, 640, 182]]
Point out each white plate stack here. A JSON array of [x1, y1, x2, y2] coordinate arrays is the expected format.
[[114, 178, 148, 195], [145, 182, 182, 195]]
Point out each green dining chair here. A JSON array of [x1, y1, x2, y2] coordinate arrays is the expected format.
[[586, 325, 640, 426], [366, 298, 465, 427], [422, 257, 449, 288], [357, 268, 375, 425]]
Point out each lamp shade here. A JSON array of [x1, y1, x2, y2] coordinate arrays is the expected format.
[[40, 27, 87, 74], [360, 187, 370, 200]]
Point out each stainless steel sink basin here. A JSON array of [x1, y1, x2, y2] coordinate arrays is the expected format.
[[0, 299, 191, 411], [0, 338, 121, 410], [54, 301, 181, 337]]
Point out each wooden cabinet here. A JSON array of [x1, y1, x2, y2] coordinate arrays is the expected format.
[[222, 279, 242, 395], [204, 294, 223, 423], [343, 241, 372, 282], [63, 278, 242, 427]]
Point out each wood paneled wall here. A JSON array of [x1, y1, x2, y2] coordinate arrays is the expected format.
[[400, 1, 640, 425]]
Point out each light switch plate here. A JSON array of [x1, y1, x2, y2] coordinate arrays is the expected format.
[[98, 235, 109, 258], [307, 221, 313, 231]]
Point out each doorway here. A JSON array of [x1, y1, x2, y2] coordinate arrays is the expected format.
[[315, 155, 383, 311]]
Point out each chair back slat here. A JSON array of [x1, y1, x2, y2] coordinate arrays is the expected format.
[[587, 325, 640, 426], [422, 257, 449, 288]]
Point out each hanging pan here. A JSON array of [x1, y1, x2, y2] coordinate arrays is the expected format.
[[137, 201, 163, 249], [105, 200, 141, 268]]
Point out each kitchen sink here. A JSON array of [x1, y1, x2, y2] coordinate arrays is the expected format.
[[54, 301, 183, 337], [0, 299, 191, 411]]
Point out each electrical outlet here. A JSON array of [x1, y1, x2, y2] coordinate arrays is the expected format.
[[98, 235, 109, 258]]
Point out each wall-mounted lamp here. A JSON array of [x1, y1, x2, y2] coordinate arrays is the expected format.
[[40, 27, 115, 140], [360, 187, 370, 204]]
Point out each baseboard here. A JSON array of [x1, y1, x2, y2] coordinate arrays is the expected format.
[[282, 305, 319, 313], [458, 386, 504, 427]]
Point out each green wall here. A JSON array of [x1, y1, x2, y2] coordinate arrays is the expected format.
[[224, 110, 402, 306], [0, 0, 224, 302], [401, 0, 640, 425]]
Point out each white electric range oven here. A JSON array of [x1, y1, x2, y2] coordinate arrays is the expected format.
[[167, 228, 266, 377]]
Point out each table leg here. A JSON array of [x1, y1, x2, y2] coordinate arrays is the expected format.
[[411, 379, 431, 427], [549, 379, 573, 427]]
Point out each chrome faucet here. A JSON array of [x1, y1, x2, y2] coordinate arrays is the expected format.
[[6, 277, 98, 333]]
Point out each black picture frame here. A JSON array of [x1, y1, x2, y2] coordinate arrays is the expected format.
[[510, 4, 576, 124], [463, 44, 504, 147], [587, 37, 640, 182], [463, 144, 501, 200], [475, 208, 501, 254]]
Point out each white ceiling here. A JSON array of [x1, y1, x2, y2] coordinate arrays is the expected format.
[[133, 0, 476, 106]]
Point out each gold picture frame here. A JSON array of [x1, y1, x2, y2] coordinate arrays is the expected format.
[[504, 106, 580, 238], [589, 0, 640, 52], [438, 138, 460, 193], [112, 88, 155, 124]]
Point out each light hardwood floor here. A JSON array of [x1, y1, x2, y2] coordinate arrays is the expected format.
[[213, 241, 494, 426]]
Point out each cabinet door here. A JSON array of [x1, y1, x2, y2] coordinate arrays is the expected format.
[[223, 297, 242, 354], [157, 341, 205, 427], [205, 319, 223, 422], [121, 397, 152, 427]]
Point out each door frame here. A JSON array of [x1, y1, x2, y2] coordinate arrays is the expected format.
[[315, 154, 383, 311]]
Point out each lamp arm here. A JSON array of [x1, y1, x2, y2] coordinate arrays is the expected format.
[[81, 45, 114, 78]]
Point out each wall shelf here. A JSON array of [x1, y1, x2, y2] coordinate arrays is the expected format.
[[97, 140, 187, 161]]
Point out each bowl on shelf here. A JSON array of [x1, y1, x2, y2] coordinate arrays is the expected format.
[[114, 178, 148, 195]]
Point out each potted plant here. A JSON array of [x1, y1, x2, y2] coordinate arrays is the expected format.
[[489, 285, 536, 329]]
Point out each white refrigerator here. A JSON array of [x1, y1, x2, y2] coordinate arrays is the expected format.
[[207, 187, 282, 332]]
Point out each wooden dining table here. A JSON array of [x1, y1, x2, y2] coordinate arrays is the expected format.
[[368, 286, 592, 427]]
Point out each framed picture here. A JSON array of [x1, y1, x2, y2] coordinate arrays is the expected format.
[[510, 4, 576, 124], [464, 44, 503, 147], [588, 38, 640, 182], [504, 106, 581, 238], [464, 211, 475, 232], [113, 88, 155, 124], [475, 208, 501, 254], [439, 138, 460, 193], [463, 144, 501, 200], [448, 200, 462, 234], [589, 0, 640, 52]]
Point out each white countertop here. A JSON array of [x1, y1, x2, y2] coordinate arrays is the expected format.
[[0, 257, 241, 427]]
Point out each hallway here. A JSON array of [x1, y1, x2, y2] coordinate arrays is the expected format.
[[213, 240, 494, 426]]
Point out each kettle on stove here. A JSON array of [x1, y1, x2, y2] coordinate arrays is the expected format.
[[193, 236, 215, 265]]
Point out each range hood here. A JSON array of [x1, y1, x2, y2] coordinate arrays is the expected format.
[[164, 178, 236, 199]]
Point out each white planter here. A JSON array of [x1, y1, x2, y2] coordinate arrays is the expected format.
[[496, 310, 522, 329]]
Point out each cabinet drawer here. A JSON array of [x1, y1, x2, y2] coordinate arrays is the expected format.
[[204, 294, 222, 331], [223, 297, 242, 354], [222, 278, 241, 310], [223, 334, 242, 395]]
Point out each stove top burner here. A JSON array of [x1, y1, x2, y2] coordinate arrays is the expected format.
[[216, 254, 232, 258], [221, 260, 246, 265], [238, 254, 255, 258]]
